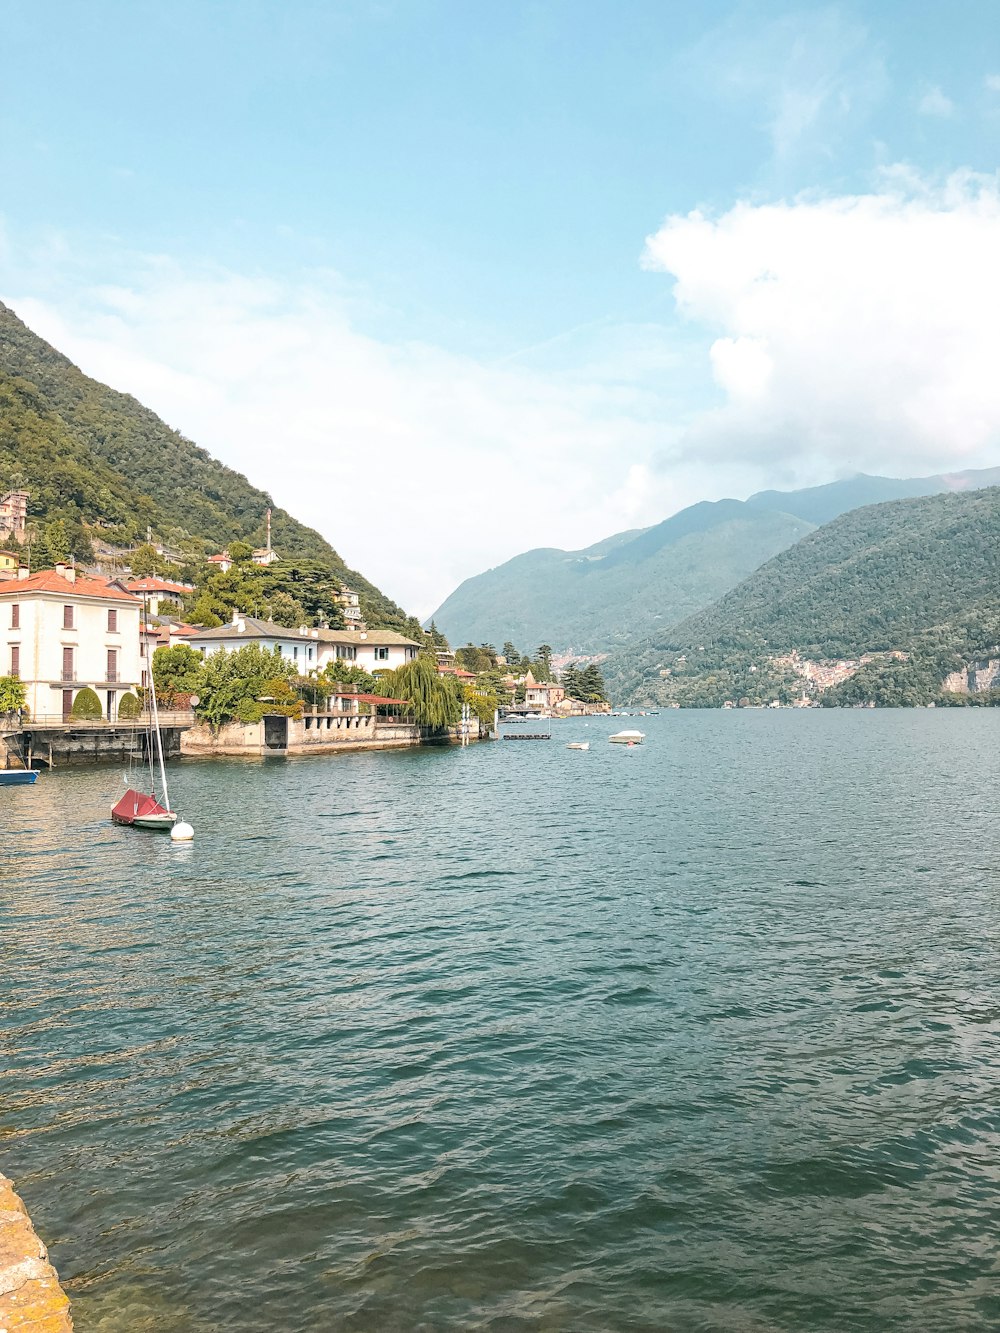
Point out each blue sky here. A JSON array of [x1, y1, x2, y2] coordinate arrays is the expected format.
[[2, 2, 999, 612]]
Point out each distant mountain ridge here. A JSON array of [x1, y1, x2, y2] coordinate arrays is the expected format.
[[429, 467, 1000, 654], [0, 300, 409, 626], [606, 486, 1000, 707]]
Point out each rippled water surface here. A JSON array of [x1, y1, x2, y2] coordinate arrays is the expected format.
[[4, 711, 1000, 1331]]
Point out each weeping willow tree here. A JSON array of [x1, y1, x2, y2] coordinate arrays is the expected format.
[[377, 656, 462, 730]]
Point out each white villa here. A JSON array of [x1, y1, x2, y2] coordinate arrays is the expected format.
[[316, 627, 419, 674], [186, 613, 420, 676], [0, 564, 142, 720]]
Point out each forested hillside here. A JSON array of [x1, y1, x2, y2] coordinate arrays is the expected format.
[[0, 300, 409, 627], [430, 467, 1000, 656], [608, 488, 1000, 706], [430, 501, 815, 654]]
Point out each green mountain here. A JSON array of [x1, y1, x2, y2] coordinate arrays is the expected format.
[[430, 502, 816, 655], [0, 300, 408, 626], [430, 467, 1000, 656], [609, 487, 1000, 707]]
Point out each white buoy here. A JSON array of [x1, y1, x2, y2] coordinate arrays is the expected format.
[[170, 821, 195, 842]]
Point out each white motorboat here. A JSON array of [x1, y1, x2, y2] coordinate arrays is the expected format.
[[609, 729, 645, 745], [566, 741, 590, 750]]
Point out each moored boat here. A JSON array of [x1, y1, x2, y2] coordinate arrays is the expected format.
[[111, 595, 184, 833], [609, 729, 645, 745], [111, 789, 176, 830], [0, 770, 38, 785], [566, 741, 590, 750]]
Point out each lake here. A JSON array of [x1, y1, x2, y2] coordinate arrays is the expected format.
[[3, 710, 1000, 1331]]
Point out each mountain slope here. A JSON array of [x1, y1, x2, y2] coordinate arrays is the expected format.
[[608, 487, 1000, 705], [430, 466, 1000, 655], [0, 300, 408, 625], [430, 501, 815, 654]]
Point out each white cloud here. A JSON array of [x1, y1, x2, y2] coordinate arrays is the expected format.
[[4, 262, 688, 616], [985, 73, 1000, 93], [644, 171, 1000, 476], [918, 86, 954, 117]]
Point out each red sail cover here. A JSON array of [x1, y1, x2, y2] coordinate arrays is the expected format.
[[112, 789, 170, 824]]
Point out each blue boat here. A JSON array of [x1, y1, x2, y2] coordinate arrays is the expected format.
[[0, 770, 38, 785]]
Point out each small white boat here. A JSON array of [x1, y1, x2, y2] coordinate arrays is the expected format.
[[566, 741, 590, 750], [609, 729, 645, 745]]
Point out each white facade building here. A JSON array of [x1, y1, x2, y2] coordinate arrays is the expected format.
[[316, 628, 420, 675], [0, 565, 142, 720], [186, 614, 321, 671], [186, 615, 420, 677]]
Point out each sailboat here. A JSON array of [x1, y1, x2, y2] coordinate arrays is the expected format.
[[111, 622, 177, 831]]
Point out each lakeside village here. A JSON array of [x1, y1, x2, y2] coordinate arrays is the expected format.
[[0, 491, 611, 769]]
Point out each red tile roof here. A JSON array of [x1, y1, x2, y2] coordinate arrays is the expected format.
[[0, 569, 140, 602], [126, 577, 193, 594]]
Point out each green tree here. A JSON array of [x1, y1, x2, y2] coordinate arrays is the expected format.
[[43, 518, 70, 565], [320, 659, 378, 695], [117, 692, 142, 719], [71, 686, 102, 719], [196, 644, 297, 730], [268, 590, 307, 627], [152, 643, 208, 702], [229, 540, 254, 563], [375, 656, 461, 730], [536, 644, 553, 679], [129, 543, 172, 577], [0, 676, 26, 714], [502, 641, 518, 664]]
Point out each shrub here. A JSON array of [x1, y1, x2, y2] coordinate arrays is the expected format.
[[0, 675, 26, 714], [117, 692, 141, 720], [71, 687, 103, 719]]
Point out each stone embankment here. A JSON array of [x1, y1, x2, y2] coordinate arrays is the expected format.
[[0, 1174, 72, 1331]]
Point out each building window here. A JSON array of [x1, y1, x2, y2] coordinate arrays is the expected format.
[[336, 646, 356, 661], [62, 646, 74, 681], [107, 649, 118, 682], [108, 609, 118, 632], [375, 646, 389, 661], [10, 646, 19, 678], [63, 605, 74, 630], [10, 604, 19, 629]]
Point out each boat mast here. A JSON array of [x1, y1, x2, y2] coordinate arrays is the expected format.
[[144, 596, 170, 809]]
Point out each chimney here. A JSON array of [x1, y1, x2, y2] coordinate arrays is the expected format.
[[17, 564, 30, 581], [55, 560, 76, 584], [232, 608, 241, 624]]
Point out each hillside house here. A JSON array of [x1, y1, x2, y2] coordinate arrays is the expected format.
[[335, 586, 364, 626], [524, 680, 565, 710], [206, 553, 233, 573], [0, 490, 28, 545], [0, 564, 142, 720], [125, 576, 195, 616], [315, 628, 420, 675], [0, 553, 26, 579]]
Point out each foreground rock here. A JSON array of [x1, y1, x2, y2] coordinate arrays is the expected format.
[[0, 1174, 72, 1331]]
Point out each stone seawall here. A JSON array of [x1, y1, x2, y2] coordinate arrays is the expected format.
[[0, 1174, 72, 1331], [181, 716, 483, 757]]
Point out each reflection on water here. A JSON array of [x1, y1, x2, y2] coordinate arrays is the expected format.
[[4, 713, 1000, 1331]]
